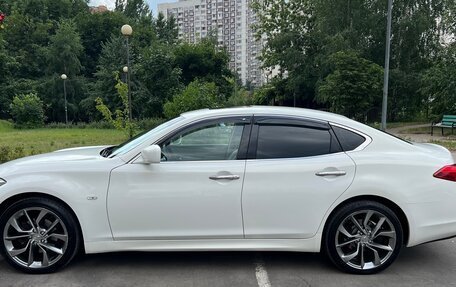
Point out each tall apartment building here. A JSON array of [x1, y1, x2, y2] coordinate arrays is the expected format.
[[158, 0, 264, 87]]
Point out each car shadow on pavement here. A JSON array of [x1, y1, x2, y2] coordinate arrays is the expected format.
[[0, 243, 443, 274], [0, 242, 453, 287]]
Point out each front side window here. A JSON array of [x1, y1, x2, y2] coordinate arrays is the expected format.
[[161, 121, 245, 161], [107, 116, 185, 157], [256, 124, 340, 159]]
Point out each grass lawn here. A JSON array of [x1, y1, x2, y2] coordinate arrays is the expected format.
[[430, 140, 456, 151], [0, 120, 126, 162]]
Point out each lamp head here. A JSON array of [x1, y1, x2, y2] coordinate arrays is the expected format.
[[121, 24, 133, 36]]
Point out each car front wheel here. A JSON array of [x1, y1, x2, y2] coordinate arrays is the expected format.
[[0, 197, 80, 273], [324, 200, 403, 274]]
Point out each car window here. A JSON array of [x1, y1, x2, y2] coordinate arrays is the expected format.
[[108, 116, 185, 157], [161, 121, 245, 161], [256, 124, 339, 159], [332, 126, 366, 151]]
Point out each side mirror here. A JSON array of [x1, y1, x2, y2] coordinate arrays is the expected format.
[[141, 145, 161, 164]]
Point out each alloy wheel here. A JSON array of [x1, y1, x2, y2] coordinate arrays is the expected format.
[[335, 209, 397, 270], [3, 207, 68, 269]]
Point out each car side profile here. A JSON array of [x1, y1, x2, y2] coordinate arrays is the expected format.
[[0, 106, 455, 274]]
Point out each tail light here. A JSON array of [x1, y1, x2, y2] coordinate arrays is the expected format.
[[434, 165, 456, 182]]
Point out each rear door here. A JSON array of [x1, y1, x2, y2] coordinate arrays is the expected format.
[[241, 116, 356, 239]]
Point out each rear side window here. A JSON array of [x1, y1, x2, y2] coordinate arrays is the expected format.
[[332, 126, 366, 151], [255, 125, 341, 159]]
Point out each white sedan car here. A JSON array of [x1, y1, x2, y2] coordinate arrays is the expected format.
[[0, 106, 455, 274]]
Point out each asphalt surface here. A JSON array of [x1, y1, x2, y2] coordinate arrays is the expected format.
[[2, 241, 456, 287], [0, 152, 455, 287]]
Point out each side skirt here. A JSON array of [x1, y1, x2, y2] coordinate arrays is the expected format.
[[84, 235, 322, 254]]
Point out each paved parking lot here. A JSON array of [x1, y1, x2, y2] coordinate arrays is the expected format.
[[1, 152, 455, 287], [2, 239, 456, 287]]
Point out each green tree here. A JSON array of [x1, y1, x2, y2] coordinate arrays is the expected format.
[[164, 80, 222, 118], [76, 11, 128, 77], [2, 9, 52, 78], [154, 12, 178, 45], [10, 93, 45, 128], [119, 0, 151, 19], [317, 51, 383, 121], [252, 80, 287, 106], [9, 0, 86, 22], [96, 74, 137, 138], [48, 19, 84, 75], [253, 0, 456, 119], [173, 38, 233, 97], [44, 19, 85, 123], [420, 44, 456, 118], [0, 33, 16, 118], [251, 0, 322, 107], [115, 0, 125, 12], [94, 36, 127, 112], [226, 77, 254, 107], [3, 0, 88, 79], [135, 43, 182, 118]]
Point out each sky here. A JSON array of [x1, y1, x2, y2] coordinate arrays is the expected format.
[[89, 0, 177, 14]]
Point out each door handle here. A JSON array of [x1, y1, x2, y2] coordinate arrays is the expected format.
[[209, 175, 240, 180], [315, 170, 346, 177]]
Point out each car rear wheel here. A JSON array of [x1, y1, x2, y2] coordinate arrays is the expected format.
[[324, 200, 403, 274], [0, 197, 80, 273]]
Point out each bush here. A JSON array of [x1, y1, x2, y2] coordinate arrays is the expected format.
[[226, 89, 254, 107], [10, 93, 45, 128], [46, 121, 114, 129], [96, 74, 137, 138], [0, 146, 25, 163], [46, 119, 165, 131], [136, 118, 166, 130], [164, 80, 223, 119]]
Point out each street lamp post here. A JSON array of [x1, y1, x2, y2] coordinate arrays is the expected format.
[[122, 66, 128, 83], [121, 24, 133, 123], [61, 74, 68, 125], [381, 0, 393, 131]]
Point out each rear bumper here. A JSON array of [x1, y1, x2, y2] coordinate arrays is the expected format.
[[407, 199, 456, 247]]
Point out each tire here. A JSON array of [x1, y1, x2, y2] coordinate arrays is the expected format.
[[323, 200, 403, 274], [0, 197, 80, 274]]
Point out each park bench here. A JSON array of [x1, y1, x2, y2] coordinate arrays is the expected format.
[[431, 115, 456, 136]]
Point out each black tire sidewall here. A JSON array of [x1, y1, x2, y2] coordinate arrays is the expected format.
[[324, 200, 403, 274], [0, 197, 80, 274]]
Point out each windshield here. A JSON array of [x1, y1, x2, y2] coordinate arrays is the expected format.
[[108, 116, 185, 157]]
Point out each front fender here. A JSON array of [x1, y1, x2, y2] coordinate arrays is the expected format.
[[0, 158, 124, 245]]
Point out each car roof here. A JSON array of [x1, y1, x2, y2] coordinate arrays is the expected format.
[[180, 106, 349, 123], [179, 106, 413, 152]]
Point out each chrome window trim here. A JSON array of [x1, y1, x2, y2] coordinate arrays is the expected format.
[[252, 113, 330, 126]]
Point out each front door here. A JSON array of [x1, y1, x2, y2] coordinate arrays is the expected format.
[[107, 116, 251, 240]]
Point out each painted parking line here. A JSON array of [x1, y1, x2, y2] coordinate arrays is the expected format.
[[254, 254, 271, 287]]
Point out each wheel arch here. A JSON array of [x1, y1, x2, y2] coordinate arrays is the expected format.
[[0, 192, 85, 253], [322, 195, 410, 247]]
